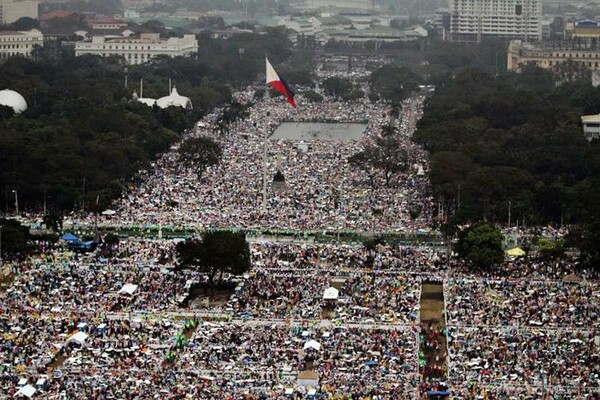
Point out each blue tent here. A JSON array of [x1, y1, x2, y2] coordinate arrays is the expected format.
[[61, 233, 79, 242], [427, 390, 450, 397], [70, 240, 97, 252]]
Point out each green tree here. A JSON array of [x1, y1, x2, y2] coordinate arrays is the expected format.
[[322, 76, 353, 99], [0, 218, 30, 256], [302, 90, 323, 103], [175, 231, 251, 285], [10, 17, 38, 30], [102, 232, 120, 256], [369, 64, 421, 103], [456, 222, 504, 268], [104, 232, 120, 246], [349, 135, 409, 187], [536, 237, 565, 260], [178, 136, 222, 180]]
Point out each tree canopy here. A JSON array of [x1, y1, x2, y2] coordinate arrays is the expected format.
[[414, 66, 600, 225], [349, 125, 409, 187], [369, 64, 421, 103], [456, 222, 504, 269], [0, 27, 292, 214], [178, 136, 222, 180], [175, 231, 251, 285], [0, 218, 30, 257]]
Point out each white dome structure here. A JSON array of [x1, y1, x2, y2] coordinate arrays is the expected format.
[[156, 87, 192, 110], [137, 98, 157, 107], [0, 89, 27, 114]]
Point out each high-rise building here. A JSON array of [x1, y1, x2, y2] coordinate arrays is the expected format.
[[449, 0, 541, 43]]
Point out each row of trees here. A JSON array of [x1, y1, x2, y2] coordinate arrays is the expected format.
[[414, 66, 600, 226], [0, 27, 293, 215]]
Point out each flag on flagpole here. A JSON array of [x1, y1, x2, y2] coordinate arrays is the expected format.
[[266, 57, 296, 107]]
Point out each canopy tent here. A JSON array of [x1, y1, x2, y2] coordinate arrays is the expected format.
[[506, 247, 526, 257], [297, 370, 318, 388], [119, 284, 138, 295], [68, 331, 89, 345], [16, 384, 36, 398], [563, 274, 582, 283], [427, 389, 450, 397], [61, 233, 79, 242], [303, 340, 321, 351], [323, 287, 339, 300]]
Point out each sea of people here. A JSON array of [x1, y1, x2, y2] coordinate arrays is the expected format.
[[93, 75, 433, 233], [2, 233, 598, 398], [2, 68, 600, 399], [446, 271, 600, 398], [1, 237, 434, 399]]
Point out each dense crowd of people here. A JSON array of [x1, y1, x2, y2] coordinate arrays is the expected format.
[[2, 68, 600, 399], [446, 275, 600, 398], [96, 76, 433, 233]]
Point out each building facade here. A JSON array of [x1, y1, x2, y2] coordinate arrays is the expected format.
[[0, 29, 43, 60], [581, 114, 600, 141], [74, 33, 198, 65], [449, 0, 541, 42], [507, 39, 600, 72]]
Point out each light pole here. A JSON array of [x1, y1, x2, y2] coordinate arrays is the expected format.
[[12, 190, 18, 216], [0, 224, 3, 266]]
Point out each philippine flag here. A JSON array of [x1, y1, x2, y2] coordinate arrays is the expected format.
[[266, 57, 296, 108]]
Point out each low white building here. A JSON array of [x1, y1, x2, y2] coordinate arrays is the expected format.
[[0, 29, 43, 60], [581, 114, 600, 141], [75, 33, 198, 65]]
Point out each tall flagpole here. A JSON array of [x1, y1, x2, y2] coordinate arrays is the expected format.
[[262, 112, 270, 212], [262, 126, 267, 212]]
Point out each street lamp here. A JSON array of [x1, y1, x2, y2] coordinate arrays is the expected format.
[[12, 190, 18, 216], [0, 224, 3, 266]]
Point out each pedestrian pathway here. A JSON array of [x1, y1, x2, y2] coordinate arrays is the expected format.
[[419, 281, 450, 398]]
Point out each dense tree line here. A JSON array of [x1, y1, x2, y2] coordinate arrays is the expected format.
[[414, 66, 600, 228], [0, 28, 292, 215]]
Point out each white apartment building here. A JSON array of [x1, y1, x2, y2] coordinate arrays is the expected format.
[[449, 0, 541, 43], [298, 0, 381, 11], [0, 0, 38, 25], [75, 33, 198, 65], [0, 29, 43, 60]]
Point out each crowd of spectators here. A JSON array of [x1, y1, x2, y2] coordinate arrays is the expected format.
[[2, 68, 600, 399], [97, 76, 433, 234]]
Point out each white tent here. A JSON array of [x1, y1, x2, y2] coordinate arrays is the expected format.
[[68, 331, 89, 345], [101, 209, 116, 216], [297, 370, 318, 388], [303, 340, 321, 351], [119, 284, 138, 295], [16, 384, 36, 398], [323, 287, 339, 300]]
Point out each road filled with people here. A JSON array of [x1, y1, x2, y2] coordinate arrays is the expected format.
[[2, 69, 599, 400], [95, 73, 433, 234]]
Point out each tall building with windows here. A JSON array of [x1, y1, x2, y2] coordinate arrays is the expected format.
[[74, 33, 198, 65], [449, 0, 541, 43]]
